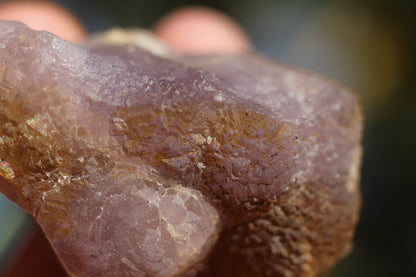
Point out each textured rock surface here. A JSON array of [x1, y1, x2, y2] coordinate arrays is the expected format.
[[0, 21, 362, 276]]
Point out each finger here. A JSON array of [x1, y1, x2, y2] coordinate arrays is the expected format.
[[153, 6, 252, 55], [0, 0, 86, 43]]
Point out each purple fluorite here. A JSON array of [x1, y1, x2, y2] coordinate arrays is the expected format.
[[0, 21, 362, 276]]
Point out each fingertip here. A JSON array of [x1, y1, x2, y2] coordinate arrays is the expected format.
[[153, 6, 252, 55], [0, 1, 86, 43]]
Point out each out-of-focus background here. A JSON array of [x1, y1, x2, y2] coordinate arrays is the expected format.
[[0, 0, 415, 276]]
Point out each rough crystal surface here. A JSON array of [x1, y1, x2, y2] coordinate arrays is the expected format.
[[0, 21, 362, 277]]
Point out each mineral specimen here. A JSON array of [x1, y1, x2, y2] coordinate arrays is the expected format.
[[0, 21, 362, 277]]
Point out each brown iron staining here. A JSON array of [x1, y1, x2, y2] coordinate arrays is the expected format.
[[112, 98, 292, 202]]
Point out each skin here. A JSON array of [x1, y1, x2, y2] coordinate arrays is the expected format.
[[0, 1, 252, 53], [0, 0, 86, 43], [153, 6, 252, 54]]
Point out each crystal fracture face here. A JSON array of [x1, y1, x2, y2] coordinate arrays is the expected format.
[[0, 21, 362, 277]]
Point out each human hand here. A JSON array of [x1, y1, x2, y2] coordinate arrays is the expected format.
[[0, 1, 251, 54]]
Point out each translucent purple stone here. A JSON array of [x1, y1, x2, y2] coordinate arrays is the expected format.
[[0, 21, 362, 276]]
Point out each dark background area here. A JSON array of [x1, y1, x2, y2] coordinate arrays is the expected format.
[[0, 0, 415, 276]]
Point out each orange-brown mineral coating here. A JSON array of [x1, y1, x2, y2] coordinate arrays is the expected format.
[[0, 21, 362, 277]]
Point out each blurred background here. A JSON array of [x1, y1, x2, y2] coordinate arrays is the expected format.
[[0, 0, 415, 276]]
